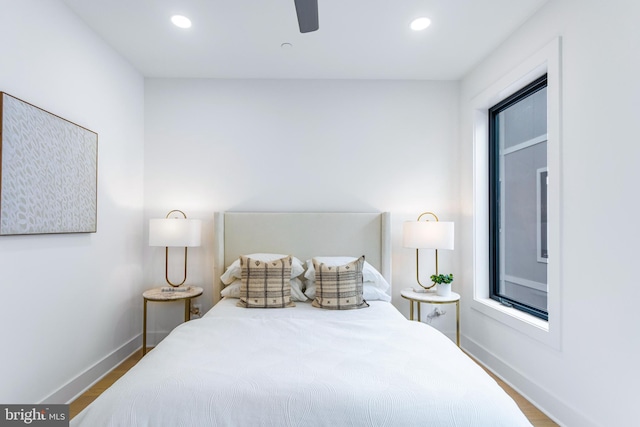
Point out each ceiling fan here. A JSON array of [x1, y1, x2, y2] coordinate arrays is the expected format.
[[294, 0, 319, 33]]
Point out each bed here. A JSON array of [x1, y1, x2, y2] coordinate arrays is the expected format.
[[72, 212, 531, 426]]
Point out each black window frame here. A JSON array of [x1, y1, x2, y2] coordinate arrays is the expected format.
[[488, 74, 549, 321]]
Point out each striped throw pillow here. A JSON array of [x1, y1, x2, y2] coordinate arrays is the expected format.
[[311, 255, 369, 310], [237, 255, 296, 308]]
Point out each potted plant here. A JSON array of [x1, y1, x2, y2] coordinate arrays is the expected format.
[[430, 273, 453, 297]]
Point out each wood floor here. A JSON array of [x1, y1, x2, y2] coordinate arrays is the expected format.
[[70, 349, 558, 426], [69, 349, 144, 419], [482, 369, 558, 426]]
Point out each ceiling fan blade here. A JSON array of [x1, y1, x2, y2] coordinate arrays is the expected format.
[[294, 0, 319, 33]]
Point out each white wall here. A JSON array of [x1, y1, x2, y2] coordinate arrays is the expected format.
[[143, 78, 460, 335], [459, 0, 640, 425], [0, 0, 145, 403]]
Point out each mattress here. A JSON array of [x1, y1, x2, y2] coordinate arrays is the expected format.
[[72, 299, 531, 426]]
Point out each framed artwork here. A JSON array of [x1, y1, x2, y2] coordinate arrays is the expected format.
[[0, 92, 98, 235]]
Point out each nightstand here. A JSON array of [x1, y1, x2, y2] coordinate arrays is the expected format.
[[400, 288, 460, 346], [142, 286, 203, 355]]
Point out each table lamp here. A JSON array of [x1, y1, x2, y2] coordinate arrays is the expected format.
[[149, 210, 201, 289], [403, 212, 454, 290]]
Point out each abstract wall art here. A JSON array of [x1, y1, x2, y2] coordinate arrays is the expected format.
[[0, 92, 98, 235]]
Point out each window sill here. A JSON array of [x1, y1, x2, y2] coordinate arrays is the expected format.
[[473, 297, 548, 329], [471, 296, 560, 350]]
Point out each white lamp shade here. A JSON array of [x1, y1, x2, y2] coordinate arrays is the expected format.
[[403, 221, 454, 250], [149, 218, 202, 247]]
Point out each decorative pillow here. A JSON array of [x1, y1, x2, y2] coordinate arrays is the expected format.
[[222, 278, 307, 301], [237, 255, 296, 308], [311, 255, 369, 310], [304, 257, 390, 300], [221, 253, 305, 285]]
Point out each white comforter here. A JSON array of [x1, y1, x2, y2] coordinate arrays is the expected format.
[[72, 299, 531, 426]]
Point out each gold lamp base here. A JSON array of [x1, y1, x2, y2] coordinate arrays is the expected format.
[[414, 212, 440, 290]]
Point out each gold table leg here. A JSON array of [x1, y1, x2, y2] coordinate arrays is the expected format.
[[143, 298, 148, 356], [409, 300, 422, 322], [456, 300, 460, 347], [184, 299, 190, 322]]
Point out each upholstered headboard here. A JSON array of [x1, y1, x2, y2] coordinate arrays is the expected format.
[[212, 212, 391, 298]]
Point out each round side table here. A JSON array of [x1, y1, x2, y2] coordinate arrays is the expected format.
[[142, 286, 203, 355], [400, 288, 460, 346]]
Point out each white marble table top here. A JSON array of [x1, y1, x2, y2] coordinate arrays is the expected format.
[[400, 287, 460, 303], [143, 286, 204, 301]]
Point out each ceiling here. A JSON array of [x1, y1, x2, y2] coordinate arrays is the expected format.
[[61, 0, 549, 80]]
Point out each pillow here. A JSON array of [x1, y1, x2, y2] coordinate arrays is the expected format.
[[221, 253, 305, 285], [363, 284, 392, 302], [237, 255, 296, 308], [222, 278, 307, 301], [304, 256, 390, 299], [311, 256, 369, 310]]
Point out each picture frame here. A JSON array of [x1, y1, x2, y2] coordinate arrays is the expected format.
[[0, 92, 98, 235]]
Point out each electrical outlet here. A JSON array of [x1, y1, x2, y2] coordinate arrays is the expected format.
[[426, 307, 447, 323]]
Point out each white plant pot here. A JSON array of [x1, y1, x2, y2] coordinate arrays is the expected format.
[[436, 283, 451, 297]]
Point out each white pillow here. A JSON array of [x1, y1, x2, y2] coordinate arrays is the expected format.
[[221, 253, 305, 285], [363, 284, 391, 302], [222, 278, 307, 302], [303, 257, 390, 300]]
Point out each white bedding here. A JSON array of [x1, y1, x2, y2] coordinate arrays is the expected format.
[[72, 299, 531, 426]]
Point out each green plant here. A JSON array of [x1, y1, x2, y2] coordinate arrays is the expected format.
[[430, 273, 453, 285]]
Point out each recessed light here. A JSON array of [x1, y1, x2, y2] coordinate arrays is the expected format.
[[171, 15, 192, 29], [281, 43, 293, 49], [410, 17, 431, 31]]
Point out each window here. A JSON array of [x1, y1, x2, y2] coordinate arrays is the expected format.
[[470, 38, 560, 348], [488, 74, 548, 320]]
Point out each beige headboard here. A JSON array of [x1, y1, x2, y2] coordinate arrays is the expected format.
[[212, 212, 391, 299]]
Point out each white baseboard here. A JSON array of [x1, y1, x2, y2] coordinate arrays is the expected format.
[[462, 336, 595, 427], [40, 335, 141, 404], [40, 330, 176, 405]]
